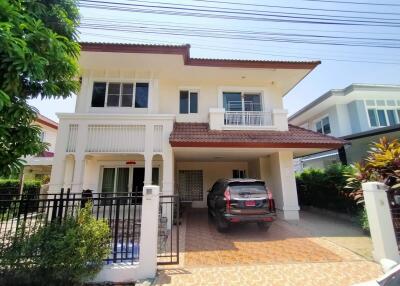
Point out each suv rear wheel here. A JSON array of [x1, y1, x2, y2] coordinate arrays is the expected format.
[[216, 214, 229, 233]]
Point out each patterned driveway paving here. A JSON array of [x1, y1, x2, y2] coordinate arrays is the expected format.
[[154, 209, 382, 286]]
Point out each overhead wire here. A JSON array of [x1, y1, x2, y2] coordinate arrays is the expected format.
[[81, 31, 400, 65], [79, 0, 400, 27], [77, 0, 400, 64]]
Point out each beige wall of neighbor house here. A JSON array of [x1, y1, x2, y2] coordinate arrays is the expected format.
[[23, 115, 58, 182], [35, 121, 58, 153]]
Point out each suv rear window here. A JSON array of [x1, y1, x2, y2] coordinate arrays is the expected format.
[[228, 183, 266, 194]]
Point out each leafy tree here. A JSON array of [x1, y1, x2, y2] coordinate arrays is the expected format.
[[345, 137, 400, 205], [0, 0, 80, 175]]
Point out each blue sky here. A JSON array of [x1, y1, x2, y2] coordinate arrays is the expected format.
[[29, 0, 400, 121]]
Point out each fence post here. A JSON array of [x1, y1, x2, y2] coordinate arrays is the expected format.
[[362, 182, 400, 263], [138, 185, 160, 279]]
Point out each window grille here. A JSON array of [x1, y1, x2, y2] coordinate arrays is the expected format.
[[178, 170, 203, 202]]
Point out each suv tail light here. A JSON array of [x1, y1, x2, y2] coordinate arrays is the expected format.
[[224, 187, 231, 212], [266, 188, 276, 212]]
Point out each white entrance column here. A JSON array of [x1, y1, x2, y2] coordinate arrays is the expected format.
[[144, 154, 153, 186], [144, 124, 154, 186], [363, 182, 400, 263], [49, 120, 69, 192], [265, 151, 300, 221], [71, 122, 88, 193], [162, 150, 174, 196]]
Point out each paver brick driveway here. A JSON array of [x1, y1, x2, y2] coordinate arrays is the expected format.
[[185, 210, 342, 266], [154, 209, 382, 286]]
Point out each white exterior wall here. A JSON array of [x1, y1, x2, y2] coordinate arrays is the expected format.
[[76, 69, 285, 124], [259, 152, 300, 220], [175, 161, 248, 208]]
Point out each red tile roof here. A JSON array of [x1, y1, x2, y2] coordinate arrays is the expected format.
[[36, 114, 58, 130], [80, 42, 320, 70], [169, 123, 346, 149]]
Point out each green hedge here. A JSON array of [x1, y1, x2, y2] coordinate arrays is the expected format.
[[0, 179, 41, 192], [0, 179, 42, 210], [296, 164, 360, 215]]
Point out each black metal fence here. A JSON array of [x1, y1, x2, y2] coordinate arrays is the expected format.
[[157, 195, 180, 265], [0, 189, 142, 264]]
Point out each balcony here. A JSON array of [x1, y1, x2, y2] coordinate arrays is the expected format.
[[224, 111, 273, 127], [58, 113, 175, 155], [209, 108, 288, 131]]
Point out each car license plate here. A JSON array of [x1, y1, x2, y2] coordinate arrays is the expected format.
[[245, 200, 256, 207]]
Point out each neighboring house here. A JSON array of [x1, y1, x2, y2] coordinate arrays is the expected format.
[[289, 84, 400, 171], [49, 42, 345, 221], [23, 114, 58, 181]]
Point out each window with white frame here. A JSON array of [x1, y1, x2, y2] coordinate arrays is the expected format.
[[179, 90, 198, 114], [91, 82, 149, 108], [366, 99, 400, 127], [223, 92, 262, 112], [315, 116, 331, 134]]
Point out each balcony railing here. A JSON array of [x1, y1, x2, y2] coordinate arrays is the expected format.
[[224, 111, 273, 126]]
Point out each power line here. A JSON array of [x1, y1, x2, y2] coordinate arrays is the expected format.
[[191, 0, 400, 16], [79, 0, 400, 27], [80, 20, 400, 49], [82, 31, 400, 65], [81, 26, 400, 57], [82, 15, 400, 36], [128, 0, 400, 21], [81, 17, 400, 43], [280, 0, 400, 7]]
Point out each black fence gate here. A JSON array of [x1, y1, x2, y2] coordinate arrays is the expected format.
[[157, 195, 180, 265]]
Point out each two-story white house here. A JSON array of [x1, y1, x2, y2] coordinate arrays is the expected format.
[[289, 84, 400, 171], [49, 42, 345, 220], [23, 114, 58, 181]]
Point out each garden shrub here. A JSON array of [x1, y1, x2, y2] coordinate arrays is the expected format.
[[0, 179, 41, 210], [296, 164, 360, 214], [0, 203, 111, 286]]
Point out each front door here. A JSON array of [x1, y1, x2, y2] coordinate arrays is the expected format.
[[132, 167, 145, 199]]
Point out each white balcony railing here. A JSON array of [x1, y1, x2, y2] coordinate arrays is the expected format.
[[224, 111, 273, 127], [209, 108, 288, 131]]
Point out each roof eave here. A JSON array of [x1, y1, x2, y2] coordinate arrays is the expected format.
[[80, 42, 320, 70], [170, 141, 345, 149]]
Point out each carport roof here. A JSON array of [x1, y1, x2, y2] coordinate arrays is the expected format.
[[169, 123, 347, 149]]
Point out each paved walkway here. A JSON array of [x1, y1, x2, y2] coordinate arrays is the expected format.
[[154, 209, 382, 286]]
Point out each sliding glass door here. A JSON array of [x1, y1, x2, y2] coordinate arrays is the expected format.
[[100, 166, 160, 200]]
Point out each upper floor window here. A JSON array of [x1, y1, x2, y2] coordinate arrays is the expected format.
[[366, 100, 400, 127], [91, 82, 149, 108], [315, 116, 331, 134], [179, 90, 198, 114], [223, 92, 262, 112]]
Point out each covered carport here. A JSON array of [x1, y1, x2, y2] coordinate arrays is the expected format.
[[170, 122, 346, 220]]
